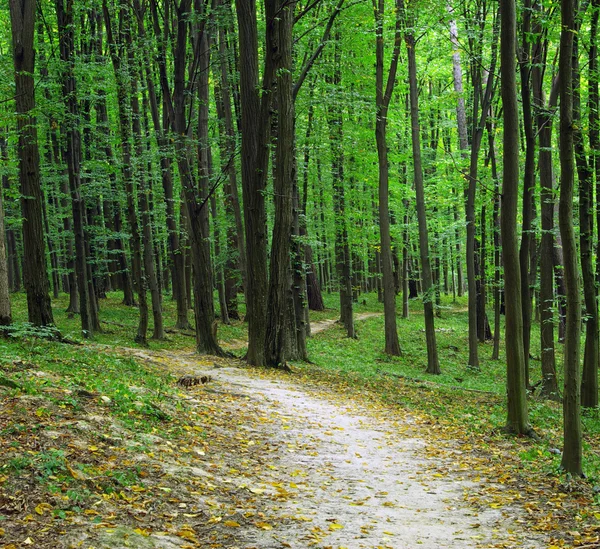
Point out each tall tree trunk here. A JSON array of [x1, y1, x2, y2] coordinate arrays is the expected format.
[[500, 0, 531, 436], [375, 0, 402, 355], [103, 0, 148, 344], [534, 71, 560, 398], [448, 4, 466, 298], [0, 184, 11, 326], [137, 0, 189, 329], [215, 10, 247, 318], [559, 0, 582, 474], [327, 35, 355, 338], [126, 26, 164, 340], [518, 0, 535, 386], [405, 18, 440, 374], [265, 0, 294, 367], [56, 0, 95, 338], [9, 0, 55, 328], [235, 0, 272, 365], [573, 34, 598, 408], [465, 5, 499, 369]]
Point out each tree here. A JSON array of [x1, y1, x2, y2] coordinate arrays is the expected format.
[[0, 181, 11, 326], [531, 2, 560, 400], [500, 0, 531, 436], [265, 0, 295, 368], [559, 0, 582, 475], [56, 0, 97, 338], [403, 2, 440, 374], [235, 0, 273, 365], [374, 0, 402, 355], [9, 0, 55, 328]]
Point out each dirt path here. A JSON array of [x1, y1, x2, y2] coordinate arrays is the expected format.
[[308, 312, 381, 335], [122, 348, 544, 549], [222, 312, 381, 351]]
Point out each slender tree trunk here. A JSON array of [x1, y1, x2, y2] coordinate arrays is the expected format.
[[103, 0, 148, 345], [215, 11, 247, 317], [500, 0, 531, 436], [375, 0, 402, 355], [559, 0, 582, 474], [0, 185, 11, 325], [573, 36, 598, 409], [518, 1, 535, 386], [56, 0, 95, 338], [328, 35, 355, 338], [405, 21, 439, 374], [265, 0, 294, 367], [138, 0, 188, 329], [126, 36, 164, 340]]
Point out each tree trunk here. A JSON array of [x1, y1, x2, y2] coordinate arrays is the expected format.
[[103, 0, 148, 345], [56, 0, 95, 338], [328, 34, 355, 339], [405, 22, 440, 374], [265, 0, 294, 367], [138, 0, 189, 329], [518, 1, 535, 386], [375, 0, 402, 355], [500, 0, 531, 436], [0, 183, 12, 325], [573, 34, 598, 409], [235, 0, 272, 364], [559, 0, 582, 474], [9, 0, 55, 328]]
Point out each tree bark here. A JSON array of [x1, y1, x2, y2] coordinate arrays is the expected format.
[[375, 0, 402, 355], [265, 0, 294, 367], [405, 20, 440, 374], [9, 0, 55, 328], [235, 0, 272, 364], [500, 0, 531, 435], [559, 0, 582, 475]]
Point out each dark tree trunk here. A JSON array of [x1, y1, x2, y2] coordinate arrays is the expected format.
[[140, 0, 189, 329], [214, 10, 247, 320], [235, 0, 272, 364], [9, 0, 55, 327], [518, 2, 535, 386], [56, 0, 94, 338], [500, 0, 531, 435], [125, 22, 164, 340], [265, 0, 294, 367], [0, 180, 11, 325], [375, 0, 402, 354], [559, 0, 582, 475], [577, 8, 599, 408], [405, 19, 439, 374], [465, 6, 499, 369], [302, 91, 324, 313]]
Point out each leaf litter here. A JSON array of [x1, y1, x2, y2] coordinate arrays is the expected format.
[[0, 340, 592, 549]]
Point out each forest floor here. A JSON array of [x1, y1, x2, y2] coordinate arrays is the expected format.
[[1, 302, 599, 549]]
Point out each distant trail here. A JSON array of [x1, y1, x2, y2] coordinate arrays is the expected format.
[[309, 311, 382, 334], [222, 311, 382, 351]]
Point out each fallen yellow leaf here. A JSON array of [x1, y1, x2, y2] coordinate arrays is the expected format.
[[224, 520, 240, 527]]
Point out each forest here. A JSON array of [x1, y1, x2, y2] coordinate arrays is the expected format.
[[1, 0, 600, 545]]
